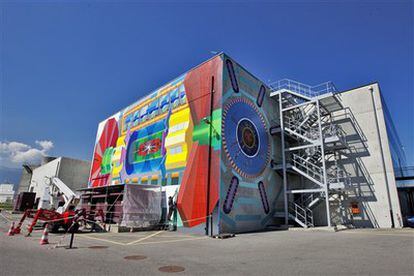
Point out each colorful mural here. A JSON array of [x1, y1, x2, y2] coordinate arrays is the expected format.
[[88, 56, 223, 229], [88, 54, 283, 232]]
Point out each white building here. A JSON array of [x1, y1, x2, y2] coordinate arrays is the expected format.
[[0, 183, 15, 203], [24, 157, 91, 209]]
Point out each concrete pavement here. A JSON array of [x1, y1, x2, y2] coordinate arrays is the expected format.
[[1, 212, 413, 275]]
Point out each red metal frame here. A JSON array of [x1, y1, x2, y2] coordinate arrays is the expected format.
[[13, 208, 105, 236]]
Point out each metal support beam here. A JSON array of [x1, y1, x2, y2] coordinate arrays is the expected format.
[[317, 100, 332, 227], [287, 189, 325, 194], [270, 89, 312, 101], [279, 93, 289, 226], [282, 99, 317, 112], [285, 144, 318, 152]]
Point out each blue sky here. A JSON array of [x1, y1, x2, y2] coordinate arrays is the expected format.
[[1, 0, 413, 168]]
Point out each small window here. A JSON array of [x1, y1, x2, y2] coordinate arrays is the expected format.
[[170, 145, 183, 155], [226, 59, 239, 93], [179, 87, 187, 105], [258, 181, 269, 214], [171, 177, 179, 185], [256, 85, 266, 107], [223, 176, 239, 214]]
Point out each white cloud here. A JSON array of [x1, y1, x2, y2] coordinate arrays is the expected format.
[[0, 140, 54, 168], [35, 140, 54, 151]]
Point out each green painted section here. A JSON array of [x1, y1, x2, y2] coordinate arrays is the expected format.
[[100, 147, 114, 174], [192, 108, 222, 150], [132, 131, 163, 162]]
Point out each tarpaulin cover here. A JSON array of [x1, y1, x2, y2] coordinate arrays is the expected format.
[[121, 184, 162, 228]]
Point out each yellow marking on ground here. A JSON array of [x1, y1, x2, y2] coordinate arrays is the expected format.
[[156, 235, 201, 239], [341, 231, 414, 237], [126, 230, 164, 245], [132, 236, 208, 245], [77, 234, 128, 246]]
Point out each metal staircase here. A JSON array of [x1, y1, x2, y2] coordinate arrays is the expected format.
[[291, 153, 324, 187], [289, 201, 314, 228], [270, 79, 352, 228]]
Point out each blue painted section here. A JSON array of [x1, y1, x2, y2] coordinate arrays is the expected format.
[[237, 197, 260, 205], [220, 213, 237, 229], [260, 212, 274, 227], [235, 214, 262, 221], [238, 181, 258, 189], [219, 55, 283, 234]]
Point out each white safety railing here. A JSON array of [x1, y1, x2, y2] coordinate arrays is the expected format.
[[292, 153, 324, 184], [289, 201, 314, 228], [270, 79, 338, 98]]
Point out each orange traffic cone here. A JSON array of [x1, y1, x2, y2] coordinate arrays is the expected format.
[[40, 224, 49, 245], [7, 222, 15, 236]]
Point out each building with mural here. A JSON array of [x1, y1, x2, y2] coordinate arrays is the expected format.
[[82, 53, 406, 234]]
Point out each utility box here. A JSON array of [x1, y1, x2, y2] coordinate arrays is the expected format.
[[13, 192, 36, 212]]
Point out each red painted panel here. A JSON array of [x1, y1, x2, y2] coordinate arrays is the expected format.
[[177, 142, 219, 227]]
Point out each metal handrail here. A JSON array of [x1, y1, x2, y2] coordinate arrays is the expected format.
[[270, 79, 337, 98], [331, 107, 367, 143], [292, 153, 323, 182], [327, 167, 351, 187], [289, 201, 314, 227], [284, 117, 320, 141], [323, 123, 347, 142]]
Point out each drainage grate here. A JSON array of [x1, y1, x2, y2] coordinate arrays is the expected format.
[[88, 246, 109, 249], [158, 266, 185, 273], [124, 255, 147, 260]]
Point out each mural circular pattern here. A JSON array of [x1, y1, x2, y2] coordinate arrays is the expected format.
[[223, 97, 270, 178], [236, 118, 260, 157]]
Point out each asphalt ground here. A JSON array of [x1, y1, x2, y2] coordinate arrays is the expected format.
[[1, 211, 413, 276]]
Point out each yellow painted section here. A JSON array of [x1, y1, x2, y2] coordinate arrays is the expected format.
[[111, 136, 125, 182], [164, 132, 187, 147], [165, 107, 193, 170]]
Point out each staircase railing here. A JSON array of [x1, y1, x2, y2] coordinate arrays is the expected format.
[[289, 201, 314, 228], [292, 153, 324, 184], [270, 79, 337, 98], [323, 124, 347, 144], [284, 117, 320, 142], [327, 168, 351, 188], [331, 107, 368, 143], [302, 193, 323, 209]]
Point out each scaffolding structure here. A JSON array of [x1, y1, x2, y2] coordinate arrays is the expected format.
[[269, 79, 355, 228]]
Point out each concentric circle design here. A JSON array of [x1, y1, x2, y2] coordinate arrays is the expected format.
[[236, 118, 260, 157], [223, 97, 270, 178]]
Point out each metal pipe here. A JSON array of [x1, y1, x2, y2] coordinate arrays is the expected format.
[[205, 76, 215, 236], [279, 92, 289, 226], [317, 100, 331, 227]]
